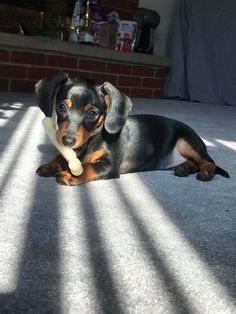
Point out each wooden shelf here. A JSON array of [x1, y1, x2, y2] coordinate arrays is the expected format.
[[0, 32, 170, 67]]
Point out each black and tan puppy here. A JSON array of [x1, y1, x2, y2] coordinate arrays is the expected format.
[[35, 73, 229, 185]]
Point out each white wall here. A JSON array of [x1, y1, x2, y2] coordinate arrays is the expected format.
[[139, 0, 176, 56]]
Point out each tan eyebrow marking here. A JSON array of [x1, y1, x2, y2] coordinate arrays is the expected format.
[[64, 99, 72, 108], [85, 104, 93, 112]]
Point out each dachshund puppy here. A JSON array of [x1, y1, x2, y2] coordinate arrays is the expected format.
[[35, 73, 229, 185]]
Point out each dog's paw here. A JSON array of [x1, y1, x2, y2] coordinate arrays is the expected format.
[[36, 164, 59, 177], [196, 170, 214, 181], [174, 165, 190, 177], [56, 171, 80, 186]]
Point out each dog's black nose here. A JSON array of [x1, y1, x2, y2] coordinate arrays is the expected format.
[[62, 135, 76, 147]]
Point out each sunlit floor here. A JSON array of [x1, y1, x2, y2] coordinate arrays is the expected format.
[[0, 92, 235, 313]]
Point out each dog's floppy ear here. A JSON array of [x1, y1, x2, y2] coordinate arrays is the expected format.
[[100, 82, 132, 134], [35, 73, 69, 117]]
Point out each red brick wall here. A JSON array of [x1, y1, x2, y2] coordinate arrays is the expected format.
[[0, 48, 167, 98]]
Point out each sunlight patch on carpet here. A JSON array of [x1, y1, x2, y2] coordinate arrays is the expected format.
[[57, 187, 98, 313], [84, 181, 177, 313], [0, 107, 43, 293], [202, 138, 217, 147], [0, 107, 38, 191], [119, 174, 235, 313], [0, 102, 24, 127], [215, 139, 236, 151]]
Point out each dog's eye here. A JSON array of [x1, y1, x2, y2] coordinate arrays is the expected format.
[[57, 103, 67, 112], [87, 110, 98, 120]]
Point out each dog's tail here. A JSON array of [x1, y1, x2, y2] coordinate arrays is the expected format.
[[216, 165, 230, 178]]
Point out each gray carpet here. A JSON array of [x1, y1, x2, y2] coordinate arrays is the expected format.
[[0, 92, 235, 314]]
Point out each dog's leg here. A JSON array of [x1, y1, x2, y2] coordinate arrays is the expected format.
[[56, 150, 117, 185], [36, 154, 68, 177], [56, 163, 97, 185], [56, 161, 118, 186], [174, 160, 199, 177], [196, 159, 216, 181], [177, 139, 216, 181]]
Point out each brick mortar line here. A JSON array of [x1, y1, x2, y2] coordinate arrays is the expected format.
[[117, 84, 163, 90], [26, 67, 29, 80], [106, 61, 160, 69], [10, 78, 37, 82], [119, 86, 161, 90], [1, 55, 166, 68], [0, 62, 164, 78], [6, 77, 164, 89], [1, 76, 165, 90], [1, 44, 169, 67], [77, 69, 163, 80], [3, 50, 165, 70]]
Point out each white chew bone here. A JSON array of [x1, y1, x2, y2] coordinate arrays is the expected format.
[[42, 117, 83, 176]]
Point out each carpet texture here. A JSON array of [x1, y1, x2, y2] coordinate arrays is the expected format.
[[0, 92, 235, 314]]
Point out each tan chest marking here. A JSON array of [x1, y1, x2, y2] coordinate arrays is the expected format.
[[83, 149, 106, 164]]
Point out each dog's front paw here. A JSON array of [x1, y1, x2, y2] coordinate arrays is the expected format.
[[56, 171, 81, 186], [36, 163, 59, 177]]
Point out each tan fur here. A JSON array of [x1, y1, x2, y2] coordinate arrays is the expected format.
[[177, 139, 202, 163], [83, 149, 106, 164], [64, 99, 73, 108]]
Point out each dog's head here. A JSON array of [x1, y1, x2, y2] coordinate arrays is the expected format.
[[35, 73, 132, 149]]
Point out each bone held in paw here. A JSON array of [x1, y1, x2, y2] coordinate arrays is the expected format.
[[42, 117, 83, 176]]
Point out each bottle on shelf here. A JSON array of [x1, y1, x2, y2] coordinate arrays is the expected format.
[[77, 0, 94, 45], [69, 0, 81, 42]]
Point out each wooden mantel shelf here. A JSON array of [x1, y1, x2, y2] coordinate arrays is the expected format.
[[0, 32, 169, 67]]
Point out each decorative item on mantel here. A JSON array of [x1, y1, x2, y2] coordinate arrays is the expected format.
[[116, 20, 137, 52], [91, 9, 117, 49], [69, 0, 81, 42], [134, 8, 160, 54], [78, 0, 95, 45], [68, 0, 144, 52]]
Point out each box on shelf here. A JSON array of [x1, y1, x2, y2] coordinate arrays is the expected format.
[[92, 21, 118, 49], [116, 20, 137, 52]]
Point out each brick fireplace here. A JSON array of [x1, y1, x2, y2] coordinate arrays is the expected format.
[[0, 32, 169, 98]]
